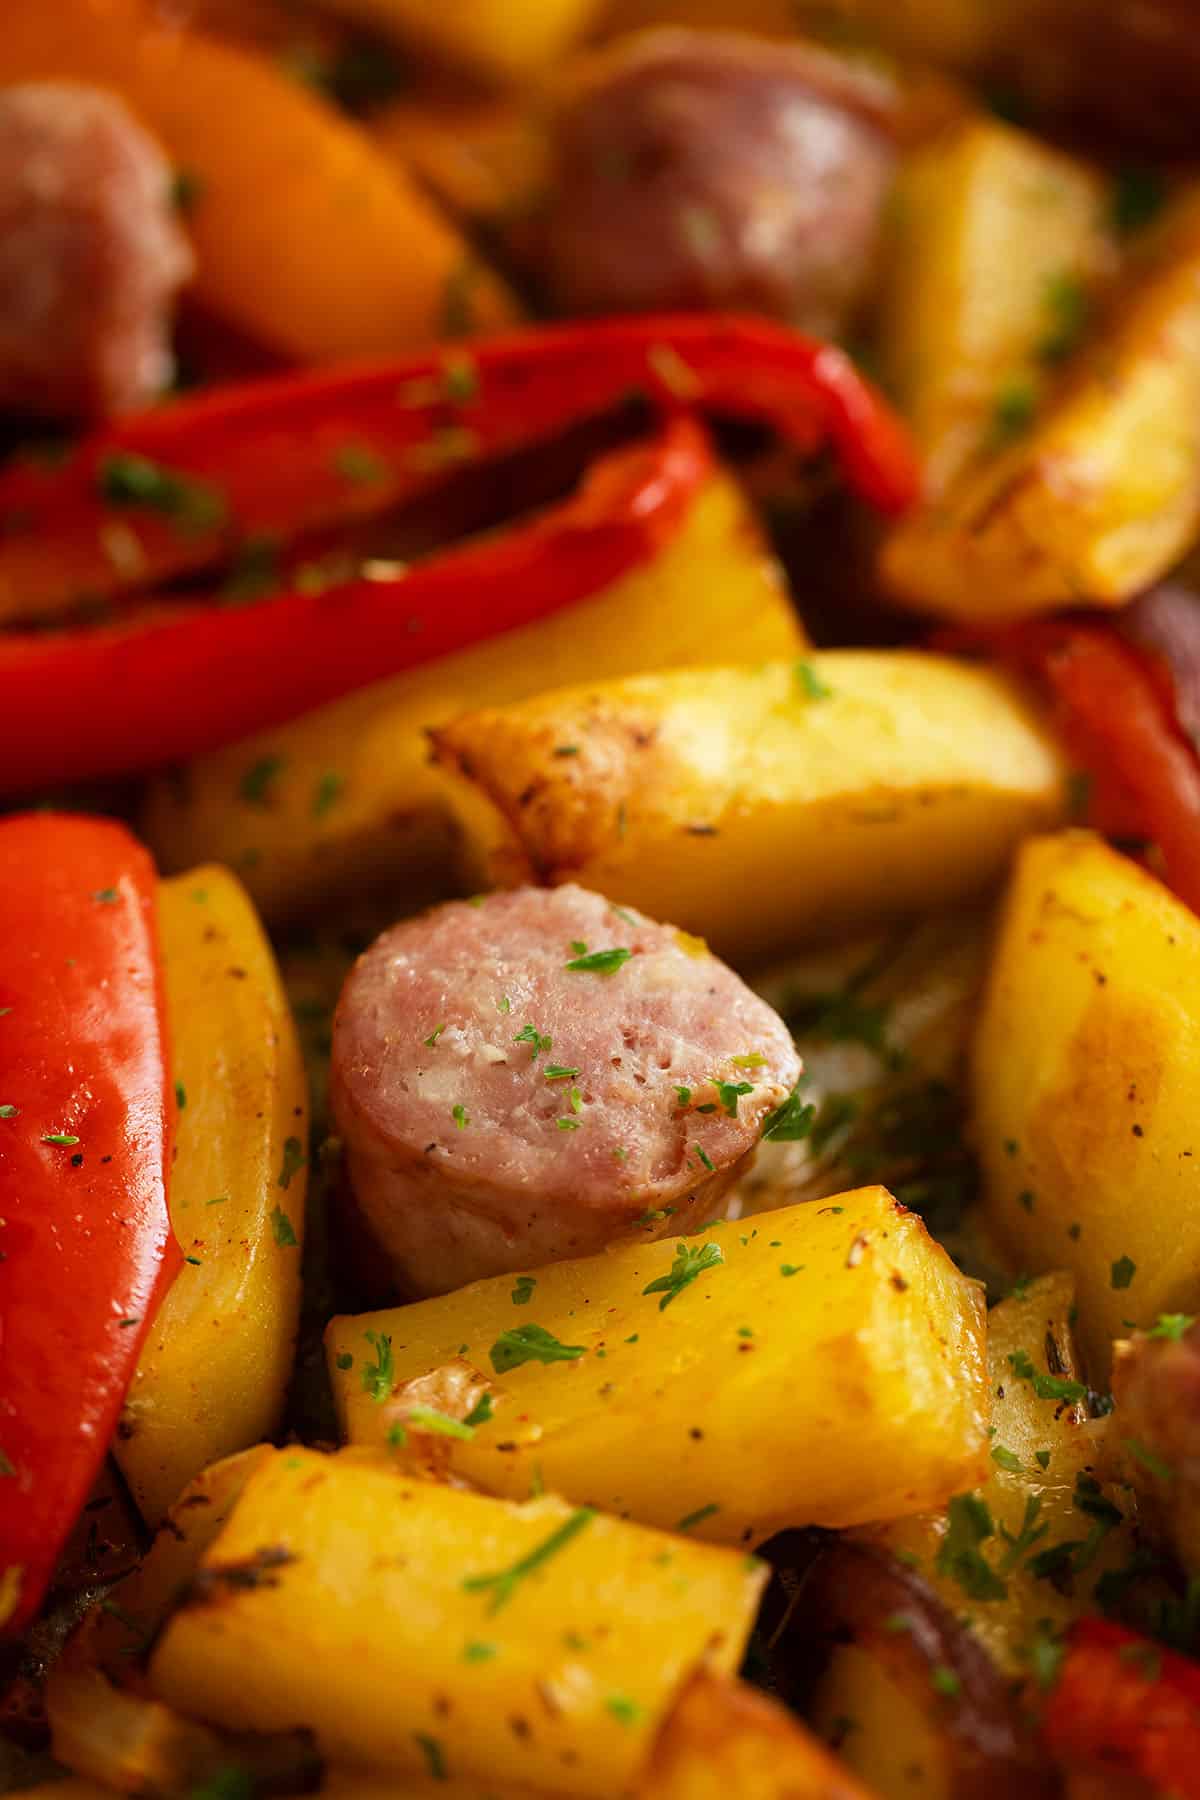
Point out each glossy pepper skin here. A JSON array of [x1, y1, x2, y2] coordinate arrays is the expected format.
[[0, 813, 177, 1636], [1043, 1617, 1200, 1798], [0, 415, 711, 793], [0, 312, 920, 626], [960, 619, 1200, 917]]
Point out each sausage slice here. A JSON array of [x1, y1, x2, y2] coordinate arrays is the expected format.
[[331, 884, 801, 1296], [0, 84, 193, 419]]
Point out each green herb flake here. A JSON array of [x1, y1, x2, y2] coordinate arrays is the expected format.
[[991, 1444, 1023, 1474], [675, 1502, 720, 1532], [0, 1105, 17, 1119], [779, 1264, 804, 1278], [42, 1133, 80, 1146], [312, 771, 345, 818], [511, 1275, 536, 1305], [715, 1079, 754, 1119], [675, 1086, 692, 1106], [361, 1330, 394, 1403], [930, 1666, 961, 1699], [606, 1694, 646, 1727], [174, 1081, 187, 1111], [270, 1206, 298, 1248], [489, 1323, 586, 1374], [1149, 1313, 1196, 1342], [463, 1640, 497, 1663], [170, 167, 205, 215], [277, 1135, 306, 1189], [463, 1392, 494, 1429], [1039, 271, 1090, 365], [694, 1144, 716, 1172], [557, 1117, 580, 1131], [513, 1023, 552, 1060], [92, 886, 119, 904], [761, 1085, 816, 1143], [335, 1352, 353, 1371], [414, 1733, 447, 1782], [333, 442, 388, 485], [452, 1104, 469, 1130], [565, 946, 632, 975], [1034, 1450, 1051, 1470], [794, 659, 832, 701], [408, 1405, 475, 1442], [424, 1023, 446, 1047], [240, 753, 286, 806], [936, 1494, 1007, 1601], [1111, 1255, 1137, 1290], [463, 1506, 595, 1612], [97, 452, 227, 531], [544, 1065, 579, 1082], [643, 1241, 724, 1312]]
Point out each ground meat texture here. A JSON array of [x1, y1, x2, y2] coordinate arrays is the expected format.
[[540, 29, 896, 338], [330, 883, 801, 1297], [1112, 1322, 1200, 1572], [0, 85, 193, 419]]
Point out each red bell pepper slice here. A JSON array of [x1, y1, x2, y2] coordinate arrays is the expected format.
[[963, 618, 1200, 916], [0, 415, 712, 794], [0, 314, 919, 624], [0, 814, 176, 1637], [1043, 1618, 1200, 1798]]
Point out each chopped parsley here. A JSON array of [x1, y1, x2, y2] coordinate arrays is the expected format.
[[361, 1330, 394, 1403], [544, 1065, 579, 1082], [175, 1081, 187, 1110], [489, 1323, 585, 1373], [1034, 1450, 1051, 1470], [511, 1276, 536, 1305], [990, 378, 1038, 447], [463, 1641, 497, 1663], [452, 1104, 469, 1130], [642, 1241, 724, 1311], [557, 1117, 580, 1131], [332, 442, 388, 484], [97, 453, 227, 531], [463, 1392, 494, 1429], [794, 658, 833, 701], [565, 946, 632, 975], [424, 1023, 446, 1047], [930, 1666, 961, 1699], [270, 1206, 298, 1248], [1039, 272, 1090, 365], [606, 1695, 646, 1727], [780, 1264, 804, 1278], [715, 1079, 754, 1118], [240, 753, 286, 805], [335, 1352, 353, 1371], [675, 1086, 692, 1106], [277, 1135, 306, 1189], [694, 1144, 716, 1172], [676, 1502, 720, 1532], [760, 1085, 816, 1142], [92, 886, 119, 904], [407, 1406, 475, 1441], [513, 1023, 552, 1060], [1148, 1313, 1195, 1342], [0, 1105, 17, 1119], [991, 1444, 1023, 1474], [1111, 1255, 1137, 1290], [463, 1507, 594, 1612], [937, 1494, 1007, 1601], [312, 771, 345, 818], [42, 1133, 79, 1146], [414, 1734, 446, 1782]]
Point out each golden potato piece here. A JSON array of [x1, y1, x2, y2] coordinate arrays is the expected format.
[[972, 832, 1200, 1373], [114, 870, 307, 1524], [141, 466, 802, 927], [865, 1273, 1138, 1676], [431, 652, 1067, 960], [149, 1449, 765, 1799], [809, 1645, 955, 1800], [639, 1668, 874, 1800], [328, 1189, 990, 1542], [883, 185, 1200, 619], [880, 117, 1116, 499]]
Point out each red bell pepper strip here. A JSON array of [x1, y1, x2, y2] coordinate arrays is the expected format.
[[961, 618, 1200, 916], [0, 313, 920, 624], [1043, 1618, 1200, 1798], [0, 814, 176, 1637], [0, 415, 711, 794]]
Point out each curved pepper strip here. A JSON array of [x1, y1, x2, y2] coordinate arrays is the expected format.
[[959, 618, 1200, 917], [0, 814, 176, 1637], [0, 416, 712, 793], [1043, 1618, 1200, 1798], [0, 314, 920, 624]]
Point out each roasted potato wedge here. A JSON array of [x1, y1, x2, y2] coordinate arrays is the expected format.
[[972, 832, 1200, 1373], [141, 466, 802, 926], [328, 1189, 990, 1541], [431, 652, 1067, 960], [883, 185, 1200, 619], [864, 1273, 1139, 1675], [148, 1449, 765, 1798], [809, 1645, 955, 1800], [639, 1668, 874, 1800], [880, 118, 1116, 498], [114, 870, 307, 1524]]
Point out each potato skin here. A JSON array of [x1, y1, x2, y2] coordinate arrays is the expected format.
[[114, 869, 307, 1524], [328, 1188, 991, 1542], [883, 187, 1200, 619], [149, 1449, 765, 1799], [141, 466, 802, 927], [972, 832, 1200, 1374], [431, 652, 1067, 961]]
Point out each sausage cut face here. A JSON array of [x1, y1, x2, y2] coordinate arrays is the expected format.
[[331, 884, 801, 1296]]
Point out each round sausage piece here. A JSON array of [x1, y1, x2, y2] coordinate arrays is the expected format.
[[0, 84, 193, 419], [541, 29, 896, 337], [1112, 1321, 1200, 1571], [331, 883, 802, 1296]]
